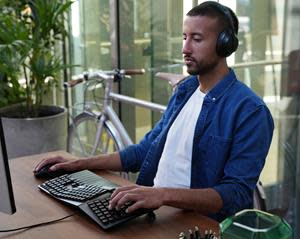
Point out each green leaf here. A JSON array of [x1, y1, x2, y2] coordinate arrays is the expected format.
[[0, 0, 74, 114]]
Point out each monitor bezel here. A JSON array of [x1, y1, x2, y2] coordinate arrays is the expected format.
[[0, 117, 16, 214]]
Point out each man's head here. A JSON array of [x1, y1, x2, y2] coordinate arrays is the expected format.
[[182, 1, 239, 75], [187, 1, 239, 57]]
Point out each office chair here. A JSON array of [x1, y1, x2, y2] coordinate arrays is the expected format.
[[253, 181, 267, 211]]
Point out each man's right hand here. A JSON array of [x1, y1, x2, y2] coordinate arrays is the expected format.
[[33, 152, 123, 175], [33, 154, 85, 174]]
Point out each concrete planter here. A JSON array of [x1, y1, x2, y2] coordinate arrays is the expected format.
[[0, 105, 67, 159]]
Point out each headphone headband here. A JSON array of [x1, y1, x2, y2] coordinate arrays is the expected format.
[[209, 2, 237, 34], [208, 2, 239, 57]]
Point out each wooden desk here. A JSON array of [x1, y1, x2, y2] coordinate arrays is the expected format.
[[0, 151, 219, 239]]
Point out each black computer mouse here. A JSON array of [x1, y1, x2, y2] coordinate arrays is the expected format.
[[34, 163, 68, 179]]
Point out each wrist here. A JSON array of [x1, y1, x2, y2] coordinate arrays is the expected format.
[[83, 156, 99, 170], [158, 187, 169, 206], [75, 158, 88, 170]]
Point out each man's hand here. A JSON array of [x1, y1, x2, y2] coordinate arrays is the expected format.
[[33, 152, 123, 175], [109, 185, 164, 213], [33, 154, 83, 173], [109, 186, 223, 215]]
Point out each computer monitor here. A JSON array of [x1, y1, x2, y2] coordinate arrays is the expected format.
[[0, 117, 16, 214]]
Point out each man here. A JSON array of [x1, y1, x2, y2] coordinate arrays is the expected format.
[[34, 1, 274, 221]]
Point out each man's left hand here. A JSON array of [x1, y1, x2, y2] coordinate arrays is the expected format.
[[108, 185, 164, 213]]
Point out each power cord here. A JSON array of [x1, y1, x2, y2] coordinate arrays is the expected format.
[[0, 211, 78, 233]]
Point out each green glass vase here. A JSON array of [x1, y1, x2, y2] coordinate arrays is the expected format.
[[220, 209, 293, 239]]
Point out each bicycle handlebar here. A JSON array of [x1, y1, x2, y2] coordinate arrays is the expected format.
[[121, 69, 145, 75], [64, 69, 145, 88], [64, 78, 84, 88]]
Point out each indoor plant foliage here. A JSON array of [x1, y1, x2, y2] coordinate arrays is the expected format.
[[0, 0, 73, 117], [0, 2, 27, 108]]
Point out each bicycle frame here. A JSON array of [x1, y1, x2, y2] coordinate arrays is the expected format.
[[72, 70, 167, 155], [106, 93, 166, 144]]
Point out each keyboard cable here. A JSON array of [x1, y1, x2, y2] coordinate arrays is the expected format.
[[0, 211, 78, 233]]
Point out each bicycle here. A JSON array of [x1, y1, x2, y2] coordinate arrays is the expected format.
[[65, 69, 172, 158]]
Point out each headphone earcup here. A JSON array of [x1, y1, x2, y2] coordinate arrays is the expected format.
[[216, 29, 238, 57]]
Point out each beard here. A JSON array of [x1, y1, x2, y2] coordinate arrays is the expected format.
[[185, 58, 219, 76]]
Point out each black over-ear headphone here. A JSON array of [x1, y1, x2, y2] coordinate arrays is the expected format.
[[210, 2, 239, 57]]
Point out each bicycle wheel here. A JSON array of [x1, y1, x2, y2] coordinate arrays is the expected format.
[[67, 112, 123, 157]]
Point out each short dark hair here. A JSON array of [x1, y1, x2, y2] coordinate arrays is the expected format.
[[186, 1, 239, 35]]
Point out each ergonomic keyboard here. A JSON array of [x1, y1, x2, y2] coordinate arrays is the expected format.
[[38, 170, 117, 206], [38, 170, 153, 229], [39, 174, 108, 202]]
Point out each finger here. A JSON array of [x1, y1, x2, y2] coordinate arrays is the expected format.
[[50, 158, 82, 171], [109, 190, 128, 210], [109, 187, 139, 210], [49, 162, 70, 171], [34, 159, 49, 172], [115, 193, 140, 210], [110, 185, 137, 199], [126, 200, 144, 213], [33, 156, 62, 172]]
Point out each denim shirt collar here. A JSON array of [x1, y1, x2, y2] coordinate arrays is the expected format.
[[178, 68, 237, 102]]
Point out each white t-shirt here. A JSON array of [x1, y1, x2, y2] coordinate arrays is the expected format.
[[153, 87, 206, 188]]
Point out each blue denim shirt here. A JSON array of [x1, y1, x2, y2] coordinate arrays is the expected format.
[[120, 69, 274, 221]]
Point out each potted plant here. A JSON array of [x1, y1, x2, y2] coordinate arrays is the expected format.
[[0, 0, 74, 158]]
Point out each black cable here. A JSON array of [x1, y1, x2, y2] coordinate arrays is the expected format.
[[0, 212, 78, 233]]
